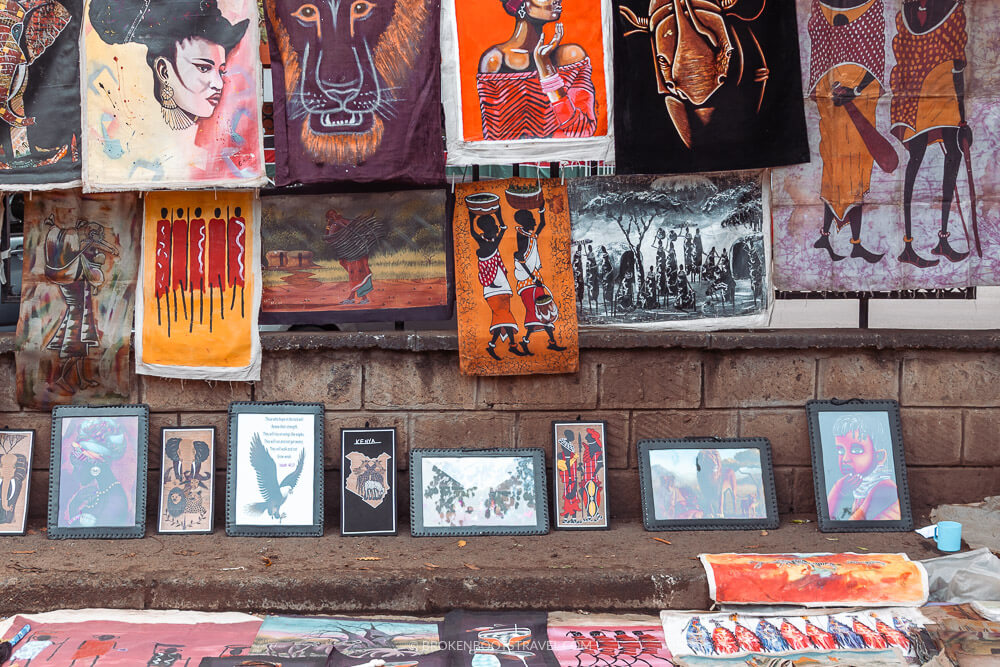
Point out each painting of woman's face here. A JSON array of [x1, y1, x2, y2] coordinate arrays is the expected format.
[[157, 37, 228, 120], [525, 0, 561, 23]]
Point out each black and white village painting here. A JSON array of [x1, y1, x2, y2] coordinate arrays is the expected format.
[[567, 173, 771, 328]]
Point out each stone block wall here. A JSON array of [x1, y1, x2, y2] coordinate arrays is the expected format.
[[2, 330, 998, 527]]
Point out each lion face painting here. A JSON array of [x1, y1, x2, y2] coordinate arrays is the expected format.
[[264, 0, 445, 186]]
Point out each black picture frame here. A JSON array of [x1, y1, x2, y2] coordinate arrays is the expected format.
[[157, 426, 216, 534], [226, 402, 325, 537], [806, 399, 914, 533], [637, 438, 779, 531], [410, 448, 549, 537], [552, 420, 610, 530], [0, 428, 34, 535], [341, 427, 397, 536], [47, 405, 149, 539]]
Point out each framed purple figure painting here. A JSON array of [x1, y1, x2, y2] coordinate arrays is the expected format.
[[47, 404, 149, 539]]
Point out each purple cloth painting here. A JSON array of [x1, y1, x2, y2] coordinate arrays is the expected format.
[[263, 0, 445, 186]]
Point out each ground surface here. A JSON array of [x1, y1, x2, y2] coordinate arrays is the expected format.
[[0, 518, 941, 616]]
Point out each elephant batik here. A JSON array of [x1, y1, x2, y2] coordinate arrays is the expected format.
[[0, 0, 81, 189], [81, 0, 266, 190], [613, 0, 810, 174], [264, 0, 445, 185], [772, 0, 1000, 290], [440, 0, 614, 164], [14, 190, 141, 410]]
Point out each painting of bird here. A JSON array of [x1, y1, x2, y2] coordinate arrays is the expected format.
[[244, 433, 306, 522]]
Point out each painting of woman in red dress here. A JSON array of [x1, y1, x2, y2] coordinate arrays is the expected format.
[[477, 0, 597, 140]]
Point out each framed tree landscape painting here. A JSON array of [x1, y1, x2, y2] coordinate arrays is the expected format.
[[226, 402, 324, 537], [48, 405, 149, 539], [638, 438, 779, 531], [410, 449, 548, 537], [807, 400, 913, 533]]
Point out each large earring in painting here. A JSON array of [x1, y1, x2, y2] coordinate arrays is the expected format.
[[159, 80, 194, 131]]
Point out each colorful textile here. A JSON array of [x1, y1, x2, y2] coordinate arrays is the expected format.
[[135, 191, 261, 381], [547, 613, 674, 666], [700, 553, 929, 607], [453, 179, 578, 376], [0, 0, 81, 189], [0, 608, 260, 666], [568, 174, 770, 329], [771, 0, 1000, 290], [14, 190, 139, 409], [441, 0, 613, 164], [613, 0, 809, 174], [442, 611, 559, 667], [81, 0, 266, 190], [250, 615, 441, 658], [263, 0, 445, 186], [260, 190, 451, 324]]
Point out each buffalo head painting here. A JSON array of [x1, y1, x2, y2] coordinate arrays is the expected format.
[[264, 0, 445, 185], [613, 0, 808, 174]]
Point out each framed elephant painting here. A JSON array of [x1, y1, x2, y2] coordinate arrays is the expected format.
[[0, 429, 34, 535]]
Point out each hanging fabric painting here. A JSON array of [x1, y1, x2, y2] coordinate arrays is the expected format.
[[14, 190, 140, 410], [568, 173, 771, 329], [613, 0, 810, 174], [453, 178, 578, 376], [260, 190, 452, 324], [263, 0, 445, 186], [440, 0, 614, 164], [135, 191, 261, 381], [772, 0, 1000, 290], [80, 0, 266, 191], [0, 0, 81, 189]]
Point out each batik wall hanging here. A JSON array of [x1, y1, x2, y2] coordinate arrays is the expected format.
[[772, 0, 1000, 290], [81, 0, 266, 191], [568, 173, 771, 329], [613, 0, 809, 174], [442, 611, 559, 667], [260, 190, 452, 324], [0, 0, 81, 189], [135, 191, 261, 382], [659, 608, 932, 665], [547, 612, 675, 667], [263, 0, 445, 186], [700, 552, 929, 607], [14, 189, 140, 410], [440, 0, 614, 164], [453, 179, 578, 376]]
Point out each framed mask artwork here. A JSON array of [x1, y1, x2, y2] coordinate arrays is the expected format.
[[0, 429, 34, 535], [806, 399, 913, 533], [552, 421, 608, 530], [47, 404, 149, 539], [410, 448, 549, 537], [341, 428, 397, 536], [226, 402, 324, 537], [637, 438, 779, 531], [158, 427, 216, 534]]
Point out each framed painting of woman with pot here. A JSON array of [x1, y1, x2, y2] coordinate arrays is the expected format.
[[453, 178, 578, 376], [81, 0, 266, 190]]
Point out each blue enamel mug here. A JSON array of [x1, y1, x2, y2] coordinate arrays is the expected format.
[[935, 521, 962, 552]]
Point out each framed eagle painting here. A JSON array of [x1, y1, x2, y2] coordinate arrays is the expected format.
[[226, 402, 325, 537]]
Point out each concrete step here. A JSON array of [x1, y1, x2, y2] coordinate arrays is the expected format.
[[0, 518, 940, 616]]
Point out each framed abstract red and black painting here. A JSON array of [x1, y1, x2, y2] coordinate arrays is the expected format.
[[553, 421, 608, 530]]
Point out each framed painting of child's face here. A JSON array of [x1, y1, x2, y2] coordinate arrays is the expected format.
[[807, 400, 913, 533]]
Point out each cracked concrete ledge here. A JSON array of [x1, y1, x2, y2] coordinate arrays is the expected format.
[[0, 519, 939, 615], [3, 329, 1000, 356]]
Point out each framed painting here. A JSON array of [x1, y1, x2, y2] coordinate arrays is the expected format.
[[637, 438, 779, 531], [341, 428, 397, 536], [552, 421, 608, 530], [806, 399, 913, 533], [226, 402, 324, 537], [158, 427, 216, 534], [410, 449, 549, 537], [0, 429, 34, 535], [47, 405, 149, 539]]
